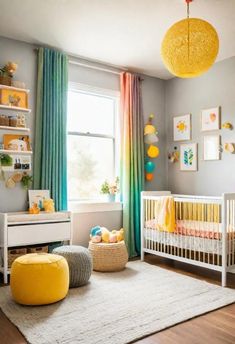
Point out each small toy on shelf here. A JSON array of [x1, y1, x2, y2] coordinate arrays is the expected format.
[[16, 114, 26, 128], [29, 203, 40, 214], [43, 198, 55, 213], [9, 94, 21, 107], [224, 143, 235, 153], [222, 122, 233, 130]]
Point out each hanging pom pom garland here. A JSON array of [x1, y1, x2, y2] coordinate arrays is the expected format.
[[144, 114, 160, 181]]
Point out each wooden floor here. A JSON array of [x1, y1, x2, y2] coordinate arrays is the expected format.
[[0, 255, 235, 344]]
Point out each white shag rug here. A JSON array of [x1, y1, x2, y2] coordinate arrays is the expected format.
[[1, 261, 235, 344]]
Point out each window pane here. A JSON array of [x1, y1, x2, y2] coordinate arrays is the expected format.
[[68, 91, 115, 135], [67, 135, 114, 200]]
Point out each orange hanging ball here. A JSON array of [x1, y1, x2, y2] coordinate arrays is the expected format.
[[147, 145, 160, 158], [145, 173, 154, 181]]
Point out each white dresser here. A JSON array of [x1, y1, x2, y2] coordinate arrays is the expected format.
[[0, 211, 72, 284]]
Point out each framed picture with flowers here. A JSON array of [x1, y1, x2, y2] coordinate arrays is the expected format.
[[173, 114, 191, 141]]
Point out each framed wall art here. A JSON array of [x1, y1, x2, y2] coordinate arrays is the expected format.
[[173, 114, 191, 141], [180, 143, 197, 171], [0, 87, 28, 108], [203, 135, 221, 161], [201, 107, 220, 131], [28, 190, 50, 209], [3, 134, 30, 151]]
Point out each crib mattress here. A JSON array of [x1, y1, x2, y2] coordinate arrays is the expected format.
[[144, 228, 235, 255], [145, 219, 227, 240]]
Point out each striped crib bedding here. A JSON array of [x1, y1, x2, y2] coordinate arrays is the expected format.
[[144, 219, 235, 240]]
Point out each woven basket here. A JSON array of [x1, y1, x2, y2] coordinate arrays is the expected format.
[[27, 245, 48, 254], [8, 248, 27, 268], [0, 75, 11, 86], [89, 241, 128, 272]]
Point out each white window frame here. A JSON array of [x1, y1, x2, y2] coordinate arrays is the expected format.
[[67, 82, 120, 204]]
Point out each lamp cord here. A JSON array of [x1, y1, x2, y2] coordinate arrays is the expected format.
[[187, 1, 190, 61]]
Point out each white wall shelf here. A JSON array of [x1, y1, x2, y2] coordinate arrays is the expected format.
[[0, 125, 30, 132], [1, 167, 31, 172], [0, 149, 33, 155], [0, 84, 30, 93], [0, 104, 31, 113]]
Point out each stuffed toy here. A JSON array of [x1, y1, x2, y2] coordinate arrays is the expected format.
[[101, 227, 110, 243], [90, 226, 102, 243], [29, 203, 40, 214], [116, 228, 124, 242], [43, 198, 55, 213], [90, 226, 125, 243]]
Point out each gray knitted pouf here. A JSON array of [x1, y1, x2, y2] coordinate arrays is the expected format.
[[52, 245, 92, 288]]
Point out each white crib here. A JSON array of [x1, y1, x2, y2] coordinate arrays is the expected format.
[[141, 191, 235, 287]]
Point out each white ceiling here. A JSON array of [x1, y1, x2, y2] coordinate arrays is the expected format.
[[0, 0, 235, 79]]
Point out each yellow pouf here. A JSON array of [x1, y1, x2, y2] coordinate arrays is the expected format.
[[10, 253, 69, 305]]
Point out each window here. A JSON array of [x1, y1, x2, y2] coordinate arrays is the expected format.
[[67, 83, 119, 201]]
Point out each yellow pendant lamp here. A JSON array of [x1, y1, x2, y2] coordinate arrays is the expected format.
[[161, 0, 219, 78]]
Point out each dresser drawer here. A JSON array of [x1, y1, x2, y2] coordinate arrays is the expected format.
[[8, 222, 71, 247]]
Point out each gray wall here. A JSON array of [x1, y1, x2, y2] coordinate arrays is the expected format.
[[0, 37, 36, 212], [165, 57, 235, 196]]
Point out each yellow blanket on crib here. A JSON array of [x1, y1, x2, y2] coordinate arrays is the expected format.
[[157, 196, 176, 233]]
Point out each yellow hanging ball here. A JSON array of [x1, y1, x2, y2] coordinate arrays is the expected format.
[[161, 18, 219, 78], [144, 124, 156, 135], [147, 145, 159, 158]]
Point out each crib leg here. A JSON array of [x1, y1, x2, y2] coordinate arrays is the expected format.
[[222, 269, 227, 287]]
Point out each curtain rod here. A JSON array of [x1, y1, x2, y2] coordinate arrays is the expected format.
[[34, 48, 129, 76], [69, 59, 124, 75]]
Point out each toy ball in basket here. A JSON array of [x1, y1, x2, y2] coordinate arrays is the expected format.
[[89, 226, 128, 272]]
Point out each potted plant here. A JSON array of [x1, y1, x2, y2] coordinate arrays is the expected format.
[[100, 177, 119, 202], [21, 173, 33, 190], [0, 153, 13, 167]]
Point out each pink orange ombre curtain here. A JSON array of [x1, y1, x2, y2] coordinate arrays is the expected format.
[[120, 72, 144, 258]]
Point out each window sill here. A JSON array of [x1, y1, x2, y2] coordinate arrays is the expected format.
[[68, 201, 122, 214]]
